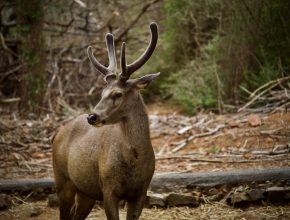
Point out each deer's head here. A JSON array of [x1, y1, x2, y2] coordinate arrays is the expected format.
[[87, 23, 159, 127]]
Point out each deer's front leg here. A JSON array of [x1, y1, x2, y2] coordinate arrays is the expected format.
[[126, 194, 146, 220]]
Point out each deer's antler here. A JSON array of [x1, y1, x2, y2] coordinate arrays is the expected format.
[[87, 33, 117, 75], [120, 22, 158, 82]]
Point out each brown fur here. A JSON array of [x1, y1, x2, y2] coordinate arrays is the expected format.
[[53, 92, 155, 220], [53, 22, 158, 220]]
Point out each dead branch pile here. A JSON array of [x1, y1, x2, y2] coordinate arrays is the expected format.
[[239, 76, 290, 113], [0, 114, 65, 179], [0, 0, 161, 113]]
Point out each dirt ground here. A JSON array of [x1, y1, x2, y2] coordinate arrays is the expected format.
[[1, 200, 290, 220], [0, 103, 290, 219], [148, 103, 290, 173]]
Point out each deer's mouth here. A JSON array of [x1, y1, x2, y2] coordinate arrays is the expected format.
[[93, 120, 106, 127]]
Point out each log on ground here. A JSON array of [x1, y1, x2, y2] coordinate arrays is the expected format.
[[0, 167, 290, 193]]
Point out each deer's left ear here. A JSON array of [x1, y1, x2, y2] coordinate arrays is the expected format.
[[127, 72, 160, 89]]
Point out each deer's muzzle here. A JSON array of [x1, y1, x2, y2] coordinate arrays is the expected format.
[[87, 113, 106, 127], [87, 113, 98, 124]]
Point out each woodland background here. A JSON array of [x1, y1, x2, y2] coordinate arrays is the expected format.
[[0, 0, 289, 115], [1, 1, 290, 219]]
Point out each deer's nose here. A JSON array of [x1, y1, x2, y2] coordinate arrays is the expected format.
[[87, 113, 99, 125]]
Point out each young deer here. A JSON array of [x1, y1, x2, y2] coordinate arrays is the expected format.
[[52, 23, 159, 220]]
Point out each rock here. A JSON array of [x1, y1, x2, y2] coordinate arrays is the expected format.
[[248, 114, 262, 127], [206, 193, 224, 202], [247, 189, 265, 202], [226, 191, 251, 207], [147, 193, 166, 207], [28, 207, 43, 217], [47, 193, 59, 207], [284, 192, 290, 200], [265, 187, 290, 203], [0, 194, 11, 210], [166, 193, 199, 207], [207, 188, 219, 195]]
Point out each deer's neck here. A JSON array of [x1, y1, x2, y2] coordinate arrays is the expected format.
[[120, 94, 151, 152]]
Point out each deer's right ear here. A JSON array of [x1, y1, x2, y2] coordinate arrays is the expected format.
[[127, 72, 160, 89]]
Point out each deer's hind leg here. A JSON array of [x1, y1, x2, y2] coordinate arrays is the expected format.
[[103, 189, 120, 220], [70, 191, 95, 220], [126, 193, 147, 220]]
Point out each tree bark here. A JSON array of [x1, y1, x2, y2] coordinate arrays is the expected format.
[[16, 0, 45, 113]]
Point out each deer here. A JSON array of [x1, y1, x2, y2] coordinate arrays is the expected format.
[[52, 22, 159, 220]]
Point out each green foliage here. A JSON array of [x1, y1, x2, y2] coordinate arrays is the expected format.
[[217, 0, 290, 100], [152, 0, 222, 113], [164, 57, 218, 113], [20, 46, 39, 66], [20, 24, 31, 32], [148, 0, 290, 113]]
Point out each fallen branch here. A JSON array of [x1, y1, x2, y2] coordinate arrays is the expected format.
[[250, 76, 290, 99], [0, 97, 21, 103], [238, 76, 290, 112], [238, 83, 279, 112], [171, 124, 225, 153]]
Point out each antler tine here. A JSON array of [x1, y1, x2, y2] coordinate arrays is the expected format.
[[87, 46, 108, 75], [106, 33, 117, 74], [87, 33, 117, 75], [120, 42, 127, 80], [120, 22, 158, 81]]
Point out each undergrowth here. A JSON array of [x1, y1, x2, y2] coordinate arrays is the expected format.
[[142, 0, 290, 114]]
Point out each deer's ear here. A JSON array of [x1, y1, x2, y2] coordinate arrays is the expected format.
[[127, 72, 160, 89]]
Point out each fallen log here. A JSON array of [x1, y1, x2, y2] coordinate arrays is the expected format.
[[1, 167, 290, 193], [150, 167, 290, 192], [0, 178, 54, 192]]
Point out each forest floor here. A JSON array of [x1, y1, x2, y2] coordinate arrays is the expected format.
[[0, 103, 290, 219]]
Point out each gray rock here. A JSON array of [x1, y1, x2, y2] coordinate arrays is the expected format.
[[147, 193, 166, 207], [0, 194, 11, 210], [226, 191, 251, 207], [206, 193, 224, 202], [247, 189, 265, 202], [166, 193, 199, 207], [265, 187, 289, 203]]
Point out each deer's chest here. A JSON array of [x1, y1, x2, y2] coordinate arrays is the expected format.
[[101, 149, 154, 195]]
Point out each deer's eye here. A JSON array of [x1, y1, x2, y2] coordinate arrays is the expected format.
[[112, 92, 123, 99]]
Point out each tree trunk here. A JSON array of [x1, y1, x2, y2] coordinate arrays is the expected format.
[[16, 0, 45, 113]]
